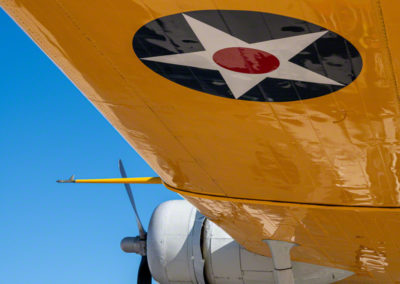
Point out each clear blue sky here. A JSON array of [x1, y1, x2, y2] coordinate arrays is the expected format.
[[0, 8, 179, 284]]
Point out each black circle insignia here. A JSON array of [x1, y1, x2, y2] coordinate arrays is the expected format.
[[133, 10, 362, 102]]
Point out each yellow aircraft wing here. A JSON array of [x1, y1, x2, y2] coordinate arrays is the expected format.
[[2, 0, 400, 282]]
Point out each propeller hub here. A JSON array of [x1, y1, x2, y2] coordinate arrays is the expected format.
[[120, 236, 146, 256]]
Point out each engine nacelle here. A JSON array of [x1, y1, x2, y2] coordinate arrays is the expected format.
[[146, 200, 353, 284], [147, 200, 205, 283]]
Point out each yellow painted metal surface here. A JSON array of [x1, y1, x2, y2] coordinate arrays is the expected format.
[[182, 193, 400, 283], [2, 0, 400, 206], [2, 0, 400, 281]]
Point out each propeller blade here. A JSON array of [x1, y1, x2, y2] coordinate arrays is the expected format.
[[118, 160, 146, 240], [137, 256, 152, 284]]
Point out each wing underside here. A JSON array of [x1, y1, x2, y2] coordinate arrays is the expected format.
[[2, 0, 400, 281]]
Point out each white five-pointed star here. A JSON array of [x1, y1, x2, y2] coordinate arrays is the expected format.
[[142, 14, 343, 99]]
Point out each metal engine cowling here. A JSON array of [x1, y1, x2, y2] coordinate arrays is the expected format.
[[146, 200, 353, 284]]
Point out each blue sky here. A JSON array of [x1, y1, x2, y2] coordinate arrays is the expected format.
[[0, 8, 179, 283]]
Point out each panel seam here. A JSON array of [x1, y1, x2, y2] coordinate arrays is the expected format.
[[376, 0, 400, 102], [164, 181, 400, 210]]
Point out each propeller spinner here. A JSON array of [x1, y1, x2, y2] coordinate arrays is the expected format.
[[119, 160, 152, 284]]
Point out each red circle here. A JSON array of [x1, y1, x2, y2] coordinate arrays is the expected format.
[[213, 47, 280, 74]]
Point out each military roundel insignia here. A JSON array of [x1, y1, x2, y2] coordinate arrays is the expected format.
[[133, 10, 362, 102]]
